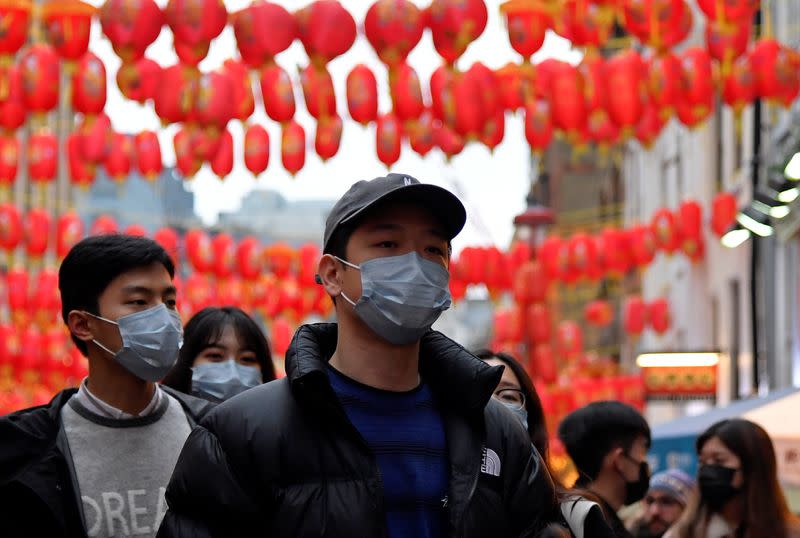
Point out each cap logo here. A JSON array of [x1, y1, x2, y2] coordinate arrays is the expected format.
[[403, 176, 412, 186]]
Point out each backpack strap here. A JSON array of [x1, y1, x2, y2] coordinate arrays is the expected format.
[[560, 496, 600, 538]]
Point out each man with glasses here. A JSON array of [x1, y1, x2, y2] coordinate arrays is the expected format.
[[628, 470, 695, 538]]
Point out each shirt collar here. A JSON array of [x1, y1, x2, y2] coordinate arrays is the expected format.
[[76, 378, 163, 420]]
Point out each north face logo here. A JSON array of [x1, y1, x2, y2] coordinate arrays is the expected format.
[[481, 448, 501, 477]]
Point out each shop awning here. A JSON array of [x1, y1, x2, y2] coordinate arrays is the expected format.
[[648, 387, 800, 482], [743, 390, 800, 485]]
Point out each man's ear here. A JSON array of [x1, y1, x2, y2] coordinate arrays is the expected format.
[[317, 254, 344, 298], [606, 446, 625, 474], [68, 310, 96, 345]]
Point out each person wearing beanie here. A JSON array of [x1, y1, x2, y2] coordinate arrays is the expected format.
[[629, 469, 696, 538]]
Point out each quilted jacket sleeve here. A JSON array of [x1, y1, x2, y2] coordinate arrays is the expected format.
[[156, 424, 264, 537]]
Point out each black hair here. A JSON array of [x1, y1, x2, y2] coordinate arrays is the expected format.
[[557, 400, 651, 486], [161, 306, 276, 394], [473, 348, 549, 458], [59, 234, 176, 356]]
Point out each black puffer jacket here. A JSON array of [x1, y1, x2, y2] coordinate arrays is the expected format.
[[158, 323, 557, 537], [0, 385, 214, 537]]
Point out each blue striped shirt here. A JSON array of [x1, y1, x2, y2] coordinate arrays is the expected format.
[[327, 365, 449, 538]]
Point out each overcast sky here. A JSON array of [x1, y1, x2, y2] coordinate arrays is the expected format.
[[86, 0, 580, 251]]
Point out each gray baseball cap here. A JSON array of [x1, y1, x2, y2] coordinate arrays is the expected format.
[[322, 173, 467, 253]]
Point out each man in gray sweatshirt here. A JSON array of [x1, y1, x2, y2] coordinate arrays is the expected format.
[[0, 235, 213, 537]]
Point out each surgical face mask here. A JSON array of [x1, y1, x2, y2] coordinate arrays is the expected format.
[[501, 402, 528, 430], [622, 456, 651, 505], [87, 303, 183, 382], [336, 252, 452, 346], [698, 464, 740, 511], [191, 359, 261, 402]]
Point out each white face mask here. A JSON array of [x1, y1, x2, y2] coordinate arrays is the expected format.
[[191, 359, 261, 402], [336, 251, 452, 345], [87, 303, 183, 381]]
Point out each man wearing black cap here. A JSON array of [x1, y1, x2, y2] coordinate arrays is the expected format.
[[158, 174, 557, 537]]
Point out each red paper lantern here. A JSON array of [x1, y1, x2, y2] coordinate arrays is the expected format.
[[7, 267, 28, 315], [628, 224, 658, 267], [244, 124, 270, 176], [648, 298, 671, 334], [72, 52, 106, 115], [99, 0, 164, 63], [190, 126, 224, 163], [558, 0, 615, 50], [0, 135, 19, 187], [25, 208, 51, 257], [468, 61, 501, 126], [184, 272, 214, 310], [232, 1, 296, 69], [585, 300, 613, 328], [512, 260, 548, 305], [529, 344, 557, 384], [0, 0, 31, 59], [527, 303, 551, 344], [0, 203, 23, 251], [636, 102, 666, 148], [0, 65, 26, 131], [153, 227, 179, 263], [711, 192, 738, 237], [677, 47, 714, 128], [501, 2, 551, 60], [697, 0, 758, 22], [722, 55, 756, 114], [581, 55, 608, 118], [750, 39, 800, 107], [557, 320, 583, 356], [264, 242, 295, 278], [651, 208, 680, 254], [408, 109, 434, 157], [315, 115, 342, 161], [236, 236, 262, 280], [155, 64, 197, 125], [647, 52, 683, 120], [77, 112, 112, 164], [42, 0, 95, 61], [271, 316, 293, 355], [550, 61, 586, 139], [606, 49, 646, 136], [622, 0, 692, 52], [260, 64, 296, 123], [297, 242, 320, 285], [19, 44, 60, 114], [623, 295, 647, 336], [221, 60, 255, 122], [124, 224, 146, 237], [430, 65, 456, 123], [174, 127, 201, 179], [28, 131, 58, 184], [376, 113, 401, 167], [364, 0, 425, 67], [165, 0, 227, 46], [104, 132, 133, 182], [389, 62, 424, 122], [56, 211, 84, 259], [428, 0, 488, 65], [524, 99, 553, 153], [281, 120, 306, 176], [134, 131, 161, 181], [600, 227, 633, 276], [299, 64, 336, 120], [449, 71, 483, 138], [706, 20, 750, 68], [495, 62, 536, 112], [678, 199, 703, 261], [210, 129, 234, 180], [90, 215, 117, 235], [346, 64, 378, 125], [211, 233, 235, 279], [567, 233, 598, 283], [116, 57, 161, 104], [433, 121, 465, 159], [481, 108, 505, 151], [185, 229, 212, 273], [295, 0, 356, 65], [195, 70, 235, 130]]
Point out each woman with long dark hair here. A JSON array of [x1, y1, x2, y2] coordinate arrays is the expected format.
[[474, 349, 616, 538], [666, 418, 800, 538], [162, 307, 276, 403]]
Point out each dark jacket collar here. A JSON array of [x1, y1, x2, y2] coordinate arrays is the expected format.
[[285, 323, 502, 413]]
